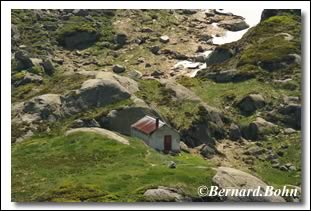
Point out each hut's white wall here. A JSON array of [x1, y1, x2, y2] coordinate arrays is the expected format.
[[149, 125, 180, 151], [131, 128, 150, 145]]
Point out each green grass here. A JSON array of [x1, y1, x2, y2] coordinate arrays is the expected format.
[[12, 132, 215, 202], [177, 77, 300, 125], [252, 132, 301, 187]]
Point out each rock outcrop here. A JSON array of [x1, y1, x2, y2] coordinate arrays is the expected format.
[[212, 167, 286, 202]]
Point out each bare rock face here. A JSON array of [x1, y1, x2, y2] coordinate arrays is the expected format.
[[62, 79, 131, 115], [143, 186, 190, 202], [212, 167, 286, 202], [21, 94, 63, 122], [237, 94, 266, 115], [242, 117, 277, 140], [205, 47, 234, 66], [218, 19, 249, 31]]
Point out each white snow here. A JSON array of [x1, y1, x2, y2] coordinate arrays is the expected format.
[[212, 8, 263, 45]]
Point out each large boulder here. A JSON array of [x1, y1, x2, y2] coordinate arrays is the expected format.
[[14, 51, 34, 70], [218, 19, 249, 31], [13, 72, 43, 87], [17, 94, 63, 123], [229, 123, 241, 141], [62, 79, 131, 115], [159, 79, 201, 101], [100, 106, 160, 135], [205, 47, 234, 66], [205, 69, 255, 83], [143, 186, 189, 202], [114, 33, 127, 46], [212, 167, 286, 202], [62, 31, 99, 50], [242, 117, 277, 140], [237, 94, 266, 115], [41, 59, 55, 75], [182, 105, 226, 147]]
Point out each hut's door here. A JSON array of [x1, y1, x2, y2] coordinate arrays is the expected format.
[[164, 135, 172, 151]]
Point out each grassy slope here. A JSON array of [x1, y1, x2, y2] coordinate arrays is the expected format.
[[12, 132, 215, 202]]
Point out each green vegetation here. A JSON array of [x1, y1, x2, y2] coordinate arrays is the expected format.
[[12, 132, 215, 202], [238, 15, 301, 67]]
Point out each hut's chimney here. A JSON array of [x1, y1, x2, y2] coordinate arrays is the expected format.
[[156, 118, 160, 129]]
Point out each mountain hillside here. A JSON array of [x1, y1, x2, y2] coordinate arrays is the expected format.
[[11, 9, 302, 202]]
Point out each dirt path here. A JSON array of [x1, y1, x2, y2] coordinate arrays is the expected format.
[[210, 139, 253, 172]]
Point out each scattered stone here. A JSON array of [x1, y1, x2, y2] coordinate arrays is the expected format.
[[160, 35, 170, 43], [284, 128, 296, 134], [279, 165, 288, 171], [112, 64, 126, 73], [141, 27, 153, 32], [229, 123, 241, 141], [237, 94, 266, 115], [128, 70, 142, 79], [52, 58, 64, 65], [218, 19, 249, 31], [168, 161, 176, 169], [205, 47, 234, 65], [277, 151, 284, 157], [150, 45, 160, 55], [180, 141, 190, 153], [151, 70, 164, 78], [114, 33, 128, 46], [14, 50, 34, 70], [14, 72, 43, 86], [71, 118, 100, 128], [41, 59, 55, 75], [245, 146, 266, 156]]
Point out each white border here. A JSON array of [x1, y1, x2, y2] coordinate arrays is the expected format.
[[1, 1, 310, 210]]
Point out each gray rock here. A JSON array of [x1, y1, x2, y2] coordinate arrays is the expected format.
[[242, 117, 277, 140], [168, 161, 176, 169], [22, 94, 63, 122], [114, 33, 127, 46], [41, 59, 55, 75], [212, 167, 286, 202], [150, 45, 160, 55], [14, 72, 43, 86], [206, 47, 234, 65], [62, 79, 131, 115], [160, 35, 170, 43], [180, 141, 190, 153], [143, 186, 188, 202], [151, 70, 164, 78], [237, 94, 266, 115], [128, 70, 142, 79], [72, 9, 89, 16], [229, 123, 241, 141], [245, 146, 266, 156], [71, 118, 100, 128], [205, 69, 255, 83], [61, 31, 98, 49], [279, 165, 288, 171], [199, 144, 216, 159], [112, 64, 126, 73], [218, 19, 249, 31], [14, 50, 34, 70]]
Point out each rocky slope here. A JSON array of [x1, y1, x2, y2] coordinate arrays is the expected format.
[[11, 9, 301, 202]]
